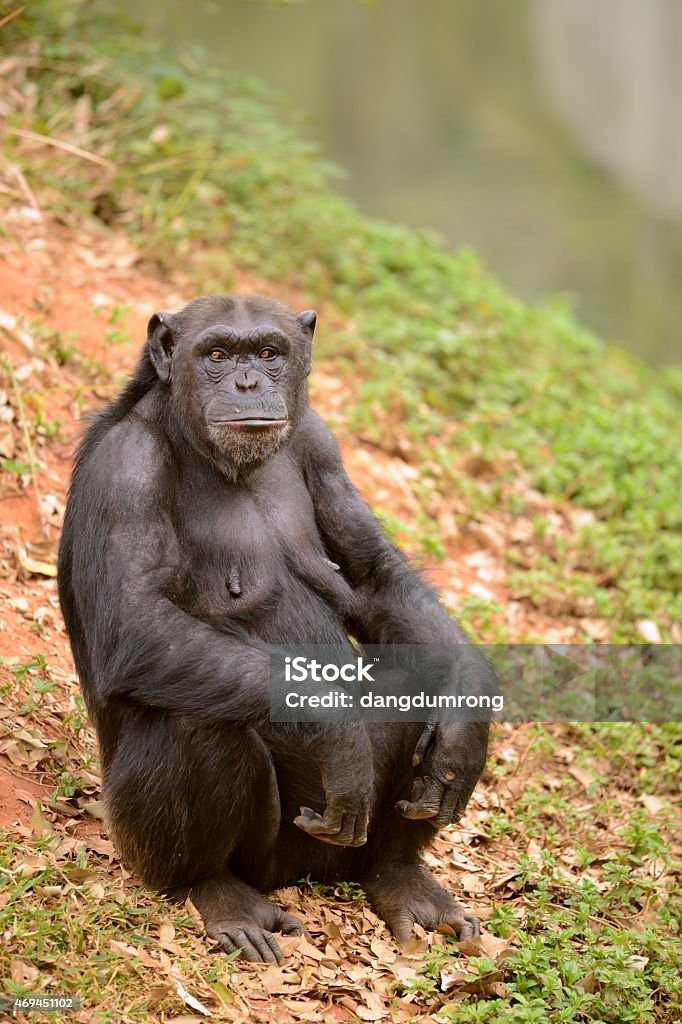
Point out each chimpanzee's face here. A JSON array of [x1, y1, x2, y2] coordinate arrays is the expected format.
[[147, 299, 316, 471], [184, 322, 293, 465]]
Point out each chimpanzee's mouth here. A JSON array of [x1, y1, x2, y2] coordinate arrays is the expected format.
[[212, 418, 289, 431]]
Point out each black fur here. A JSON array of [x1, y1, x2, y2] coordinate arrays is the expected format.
[[58, 295, 491, 962]]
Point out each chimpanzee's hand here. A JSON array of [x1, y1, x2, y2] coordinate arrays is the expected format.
[[396, 720, 489, 827], [294, 792, 371, 847], [294, 723, 373, 846]]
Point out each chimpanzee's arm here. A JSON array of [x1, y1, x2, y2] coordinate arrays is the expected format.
[[297, 411, 491, 825], [63, 421, 274, 723], [297, 412, 478, 647]]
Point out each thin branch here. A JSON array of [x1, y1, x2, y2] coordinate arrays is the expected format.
[[0, 6, 25, 31], [1, 126, 113, 168], [2, 355, 47, 533], [0, 183, 25, 200], [0, 151, 40, 210]]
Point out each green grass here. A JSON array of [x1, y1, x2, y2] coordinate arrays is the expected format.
[[398, 772, 682, 1024], [397, 720, 682, 1022], [0, 830, 228, 1022]]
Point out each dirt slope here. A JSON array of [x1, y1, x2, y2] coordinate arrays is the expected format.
[[4, 207, 673, 1023]]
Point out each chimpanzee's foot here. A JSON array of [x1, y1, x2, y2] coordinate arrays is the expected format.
[[190, 872, 306, 963], [363, 862, 480, 943]]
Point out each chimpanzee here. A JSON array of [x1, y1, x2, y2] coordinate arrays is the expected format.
[[58, 295, 492, 963]]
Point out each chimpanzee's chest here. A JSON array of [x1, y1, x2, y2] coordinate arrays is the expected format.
[[174, 455, 352, 630]]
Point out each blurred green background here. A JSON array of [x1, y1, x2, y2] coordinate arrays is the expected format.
[[124, 0, 682, 365]]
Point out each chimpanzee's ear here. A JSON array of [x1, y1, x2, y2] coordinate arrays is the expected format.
[[296, 309, 317, 338], [296, 310, 316, 377], [147, 312, 176, 385]]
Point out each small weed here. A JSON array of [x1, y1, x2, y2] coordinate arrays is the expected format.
[[6, 654, 48, 682], [0, 457, 33, 477], [52, 768, 89, 799], [297, 876, 365, 903]]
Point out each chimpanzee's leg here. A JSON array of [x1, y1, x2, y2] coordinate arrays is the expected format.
[[359, 722, 481, 943], [257, 719, 481, 943], [103, 712, 304, 962]]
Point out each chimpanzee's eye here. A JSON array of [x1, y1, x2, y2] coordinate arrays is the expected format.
[[259, 348, 277, 360], [209, 350, 226, 361]]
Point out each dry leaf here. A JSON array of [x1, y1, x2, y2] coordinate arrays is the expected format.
[[625, 955, 649, 971], [279, 933, 305, 957], [640, 794, 666, 816], [14, 854, 50, 876], [440, 966, 469, 991], [460, 872, 486, 896], [295, 937, 325, 961], [47, 799, 82, 818], [109, 940, 157, 968], [17, 545, 57, 578], [82, 836, 116, 858], [356, 1007, 388, 1021], [82, 879, 106, 900], [0, 428, 15, 458], [176, 980, 211, 1016], [184, 895, 203, 928], [81, 799, 105, 819], [457, 932, 512, 959], [12, 729, 48, 749], [637, 620, 662, 643], [400, 936, 429, 957], [370, 938, 396, 962], [36, 885, 64, 897], [259, 963, 300, 995], [280, 999, 325, 1020], [568, 765, 595, 789], [11, 960, 39, 985], [274, 885, 301, 906], [64, 865, 99, 883], [388, 957, 419, 986]]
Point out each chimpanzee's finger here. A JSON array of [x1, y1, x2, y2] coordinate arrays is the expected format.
[[395, 775, 444, 819], [412, 722, 437, 767], [294, 807, 368, 846], [294, 805, 341, 835], [432, 784, 463, 827]]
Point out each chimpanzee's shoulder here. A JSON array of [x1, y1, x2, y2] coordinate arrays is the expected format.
[[77, 406, 172, 497], [289, 409, 343, 470]]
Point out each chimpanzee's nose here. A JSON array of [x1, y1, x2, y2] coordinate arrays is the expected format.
[[235, 372, 258, 391]]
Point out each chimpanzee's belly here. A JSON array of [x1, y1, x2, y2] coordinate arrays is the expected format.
[[177, 462, 356, 644], [242, 576, 353, 645], [184, 553, 354, 642]]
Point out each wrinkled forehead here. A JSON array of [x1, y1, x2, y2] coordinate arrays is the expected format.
[[196, 322, 291, 351], [175, 300, 294, 346]]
